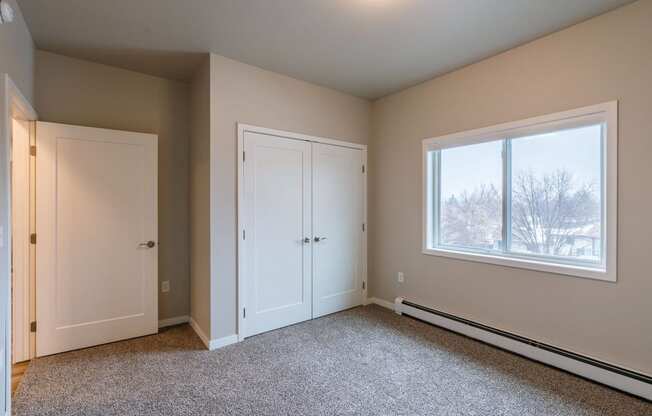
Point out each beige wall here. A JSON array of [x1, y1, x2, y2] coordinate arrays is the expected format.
[[35, 50, 191, 321], [189, 58, 211, 335], [209, 53, 371, 339], [370, 0, 652, 375], [0, 0, 34, 103]]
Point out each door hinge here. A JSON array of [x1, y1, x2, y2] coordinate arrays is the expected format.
[[243, 151, 246, 162], [30, 233, 36, 244], [242, 230, 246, 240], [30, 321, 37, 332], [362, 164, 365, 173], [362, 281, 366, 290], [362, 223, 365, 232], [30, 145, 36, 156], [243, 308, 246, 319]]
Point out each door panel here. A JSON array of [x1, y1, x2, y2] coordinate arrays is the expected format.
[[36, 122, 157, 357], [243, 132, 311, 337], [313, 144, 363, 317]]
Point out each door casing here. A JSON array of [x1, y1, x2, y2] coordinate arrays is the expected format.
[[236, 123, 367, 341]]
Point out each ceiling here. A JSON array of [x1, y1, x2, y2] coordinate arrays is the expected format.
[[18, 0, 634, 99]]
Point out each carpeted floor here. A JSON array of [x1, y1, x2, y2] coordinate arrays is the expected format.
[[13, 305, 651, 415]]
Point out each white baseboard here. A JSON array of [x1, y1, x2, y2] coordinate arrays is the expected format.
[[365, 297, 395, 311], [158, 315, 189, 328], [208, 334, 239, 350], [395, 298, 652, 401], [189, 317, 239, 351]]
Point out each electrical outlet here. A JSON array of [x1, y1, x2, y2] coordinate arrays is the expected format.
[[161, 280, 170, 293], [397, 272, 404, 283]]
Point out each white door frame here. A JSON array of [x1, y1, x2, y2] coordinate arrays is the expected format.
[[1, 74, 37, 416], [236, 123, 367, 341]]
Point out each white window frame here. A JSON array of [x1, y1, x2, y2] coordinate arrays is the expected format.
[[422, 102, 617, 282]]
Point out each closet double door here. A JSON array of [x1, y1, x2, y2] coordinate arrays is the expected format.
[[242, 131, 365, 338]]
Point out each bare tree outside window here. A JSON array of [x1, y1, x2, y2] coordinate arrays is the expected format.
[[438, 140, 502, 251], [439, 169, 601, 261], [440, 184, 501, 250], [511, 170, 600, 259]]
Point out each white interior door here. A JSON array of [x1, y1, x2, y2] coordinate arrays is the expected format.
[[36, 122, 158, 357], [313, 143, 364, 317], [243, 132, 312, 337]]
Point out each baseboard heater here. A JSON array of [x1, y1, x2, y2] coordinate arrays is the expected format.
[[393, 297, 652, 401]]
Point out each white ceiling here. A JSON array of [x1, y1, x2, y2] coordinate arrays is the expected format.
[[19, 0, 634, 99]]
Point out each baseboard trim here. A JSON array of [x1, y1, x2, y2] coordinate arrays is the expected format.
[[208, 334, 239, 350], [365, 297, 395, 311], [158, 315, 189, 329], [395, 298, 652, 401], [189, 317, 240, 351]]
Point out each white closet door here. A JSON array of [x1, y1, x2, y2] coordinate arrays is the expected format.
[[36, 122, 158, 357], [312, 143, 364, 317], [243, 132, 312, 337]]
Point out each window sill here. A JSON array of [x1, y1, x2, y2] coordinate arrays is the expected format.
[[422, 247, 616, 282]]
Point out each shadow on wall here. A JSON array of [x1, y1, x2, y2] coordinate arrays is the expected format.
[[37, 47, 207, 82]]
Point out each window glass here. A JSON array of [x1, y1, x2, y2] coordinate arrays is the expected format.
[[439, 140, 503, 251], [509, 125, 602, 263]]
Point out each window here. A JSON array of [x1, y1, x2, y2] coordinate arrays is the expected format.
[[423, 102, 617, 281]]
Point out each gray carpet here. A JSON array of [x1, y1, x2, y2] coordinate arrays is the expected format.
[[13, 305, 651, 415]]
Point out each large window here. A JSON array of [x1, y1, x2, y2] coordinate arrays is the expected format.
[[423, 103, 617, 281]]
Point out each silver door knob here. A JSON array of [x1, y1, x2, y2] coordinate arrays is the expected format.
[[139, 240, 156, 248], [303, 237, 311, 244], [314, 237, 327, 242]]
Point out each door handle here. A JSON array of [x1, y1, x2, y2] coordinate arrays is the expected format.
[[139, 240, 156, 248], [314, 237, 327, 242], [303, 237, 311, 244]]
